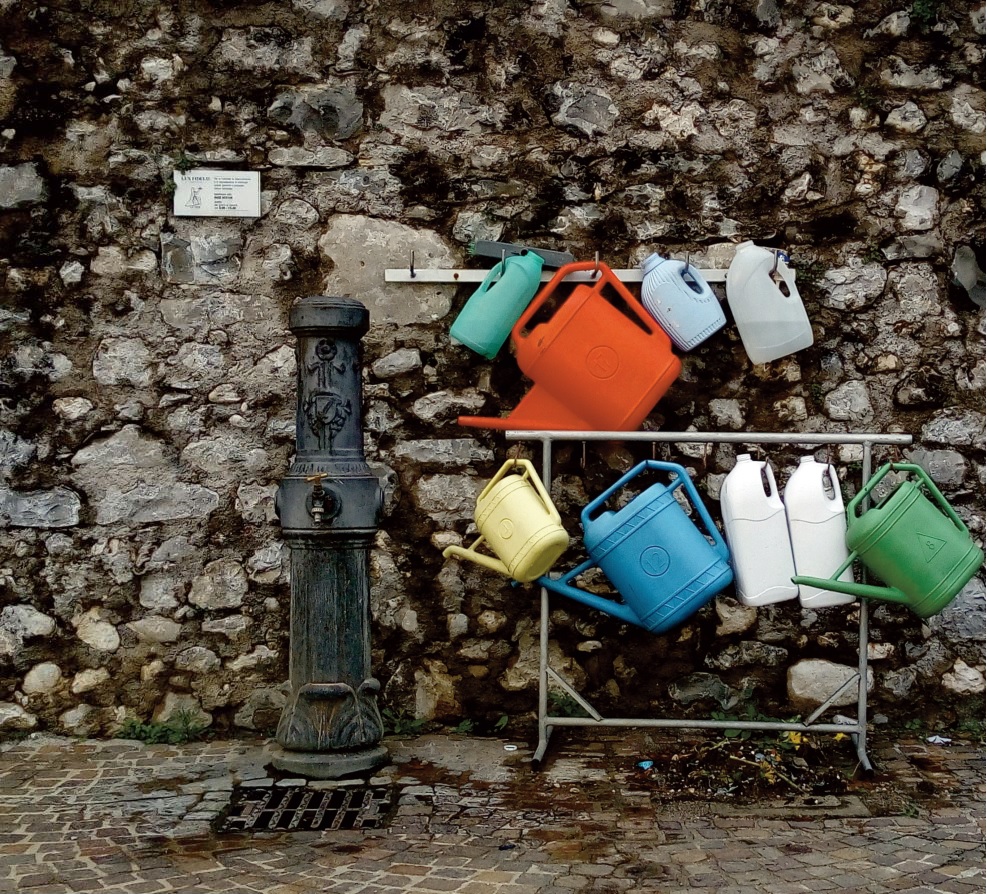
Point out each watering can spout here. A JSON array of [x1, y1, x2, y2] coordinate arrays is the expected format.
[[791, 575, 910, 605], [538, 562, 644, 629], [459, 383, 602, 431], [443, 542, 510, 578]]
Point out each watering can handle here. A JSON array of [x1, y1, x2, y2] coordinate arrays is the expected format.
[[581, 460, 731, 558], [849, 462, 970, 532], [512, 260, 661, 341], [476, 459, 562, 523], [581, 459, 680, 525], [672, 465, 732, 559]]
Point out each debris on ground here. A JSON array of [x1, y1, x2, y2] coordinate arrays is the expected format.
[[631, 733, 852, 802]]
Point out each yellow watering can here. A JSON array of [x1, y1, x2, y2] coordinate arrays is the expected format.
[[442, 459, 570, 582]]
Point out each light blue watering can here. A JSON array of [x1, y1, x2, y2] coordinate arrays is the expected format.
[[538, 461, 734, 633]]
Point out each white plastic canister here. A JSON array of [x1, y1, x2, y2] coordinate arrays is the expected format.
[[784, 457, 855, 607], [725, 242, 813, 364], [720, 454, 799, 606]]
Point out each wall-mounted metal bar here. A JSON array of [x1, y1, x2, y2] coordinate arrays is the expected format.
[[804, 674, 860, 725], [384, 268, 729, 284], [509, 429, 913, 772], [506, 430, 914, 446]]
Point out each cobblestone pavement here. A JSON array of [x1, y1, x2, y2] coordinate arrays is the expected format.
[[0, 728, 983, 894]]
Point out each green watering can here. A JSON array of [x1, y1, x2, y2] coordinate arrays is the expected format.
[[793, 462, 984, 619]]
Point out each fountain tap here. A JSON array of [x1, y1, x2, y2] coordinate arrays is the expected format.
[[304, 473, 338, 524]]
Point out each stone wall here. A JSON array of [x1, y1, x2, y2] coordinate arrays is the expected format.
[[0, 0, 984, 738]]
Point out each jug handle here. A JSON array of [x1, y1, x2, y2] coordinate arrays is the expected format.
[[677, 261, 706, 294], [811, 461, 842, 506], [474, 259, 506, 294], [512, 260, 661, 342], [773, 256, 800, 301], [848, 462, 971, 533], [442, 537, 510, 577]]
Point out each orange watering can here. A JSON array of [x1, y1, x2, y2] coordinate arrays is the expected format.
[[793, 462, 985, 618], [441, 459, 570, 582], [459, 261, 681, 431]]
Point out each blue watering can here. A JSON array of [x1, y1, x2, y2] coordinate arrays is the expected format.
[[538, 461, 734, 633]]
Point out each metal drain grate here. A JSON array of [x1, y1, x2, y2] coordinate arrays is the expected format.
[[218, 785, 393, 832]]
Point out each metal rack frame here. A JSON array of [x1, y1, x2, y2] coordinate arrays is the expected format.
[[506, 430, 914, 771]]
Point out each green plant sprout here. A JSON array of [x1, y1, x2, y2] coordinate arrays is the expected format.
[[911, 0, 941, 27], [548, 692, 591, 718], [381, 708, 428, 736], [118, 708, 207, 745]]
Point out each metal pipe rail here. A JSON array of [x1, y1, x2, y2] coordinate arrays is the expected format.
[[385, 267, 728, 284], [505, 430, 914, 771]]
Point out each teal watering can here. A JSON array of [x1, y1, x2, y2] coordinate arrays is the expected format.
[[793, 462, 985, 618], [538, 461, 734, 633], [449, 250, 544, 359]]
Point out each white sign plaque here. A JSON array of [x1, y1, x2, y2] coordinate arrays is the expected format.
[[173, 169, 261, 218]]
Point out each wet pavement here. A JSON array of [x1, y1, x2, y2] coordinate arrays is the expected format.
[[0, 728, 983, 893]]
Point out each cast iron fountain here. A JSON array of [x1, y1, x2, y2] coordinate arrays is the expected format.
[[270, 295, 387, 778]]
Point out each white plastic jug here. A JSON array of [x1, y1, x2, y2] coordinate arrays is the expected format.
[[725, 242, 813, 364], [783, 457, 855, 608], [720, 453, 798, 606]]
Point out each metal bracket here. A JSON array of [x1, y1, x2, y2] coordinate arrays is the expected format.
[[471, 240, 575, 268]]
